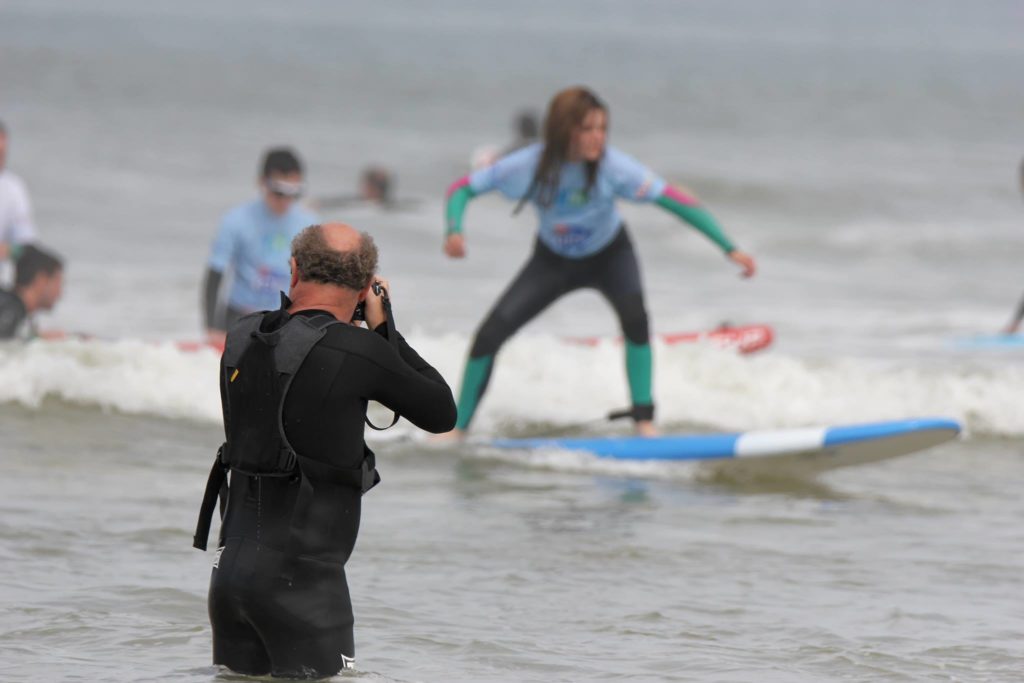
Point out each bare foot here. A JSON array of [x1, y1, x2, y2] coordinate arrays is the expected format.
[[635, 421, 659, 437]]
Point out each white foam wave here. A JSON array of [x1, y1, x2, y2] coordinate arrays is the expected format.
[[1, 333, 1021, 436], [0, 338, 221, 422]]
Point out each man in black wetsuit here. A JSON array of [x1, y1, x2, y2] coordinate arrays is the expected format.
[[193, 222, 457, 678]]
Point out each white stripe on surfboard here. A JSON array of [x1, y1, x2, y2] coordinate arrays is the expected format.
[[735, 428, 827, 458]]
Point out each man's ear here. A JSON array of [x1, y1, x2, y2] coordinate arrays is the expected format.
[[358, 281, 372, 301], [289, 258, 299, 288]]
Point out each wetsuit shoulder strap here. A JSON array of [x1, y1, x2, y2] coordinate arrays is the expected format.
[[193, 314, 265, 551], [222, 312, 264, 367], [270, 313, 341, 456]]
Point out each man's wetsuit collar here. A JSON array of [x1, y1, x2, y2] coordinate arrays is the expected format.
[[278, 292, 341, 323]]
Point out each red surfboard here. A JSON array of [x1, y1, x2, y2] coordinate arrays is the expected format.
[[173, 340, 225, 354], [564, 324, 774, 355]]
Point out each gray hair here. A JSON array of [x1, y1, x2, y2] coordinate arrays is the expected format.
[[291, 224, 378, 291]]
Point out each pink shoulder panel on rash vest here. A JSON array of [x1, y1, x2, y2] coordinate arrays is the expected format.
[[446, 176, 470, 198], [662, 185, 700, 206]]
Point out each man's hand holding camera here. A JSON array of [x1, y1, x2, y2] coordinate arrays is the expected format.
[[356, 277, 390, 329]]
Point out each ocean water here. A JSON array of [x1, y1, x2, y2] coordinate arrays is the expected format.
[[1, 0, 1023, 681]]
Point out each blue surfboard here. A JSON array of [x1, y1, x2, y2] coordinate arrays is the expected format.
[[952, 334, 1024, 350], [490, 417, 961, 471]]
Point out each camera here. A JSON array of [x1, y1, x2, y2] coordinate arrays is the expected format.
[[352, 282, 386, 322]]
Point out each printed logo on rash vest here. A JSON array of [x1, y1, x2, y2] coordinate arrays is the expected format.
[[255, 232, 293, 293], [552, 223, 593, 252], [256, 264, 290, 294], [555, 186, 589, 208], [567, 189, 589, 206]]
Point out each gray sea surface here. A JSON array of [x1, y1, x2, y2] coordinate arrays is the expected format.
[[2, 404, 1022, 682], [1, 0, 1023, 680]]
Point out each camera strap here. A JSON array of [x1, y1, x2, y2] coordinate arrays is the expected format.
[[365, 289, 400, 431]]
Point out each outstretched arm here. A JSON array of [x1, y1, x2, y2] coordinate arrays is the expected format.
[[444, 176, 478, 258], [654, 185, 756, 277]]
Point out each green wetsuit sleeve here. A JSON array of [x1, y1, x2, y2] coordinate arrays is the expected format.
[[445, 179, 478, 236], [655, 188, 736, 254]]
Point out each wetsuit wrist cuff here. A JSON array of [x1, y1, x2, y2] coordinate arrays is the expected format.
[[632, 404, 655, 422]]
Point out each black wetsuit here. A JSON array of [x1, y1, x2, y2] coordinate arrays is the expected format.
[[0, 288, 29, 339], [206, 306, 456, 678]]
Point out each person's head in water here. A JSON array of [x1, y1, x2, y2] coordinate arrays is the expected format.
[[15, 244, 64, 313], [520, 86, 608, 210], [513, 110, 539, 143], [290, 223, 378, 294], [260, 147, 305, 216], [360, 167, 392, 205]]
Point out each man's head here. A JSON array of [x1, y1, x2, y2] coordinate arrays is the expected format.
[[15, 244, 64, 313], [290, 223, 378, 293], [0, 120, 8, 171], [259, 147, 304, 216]]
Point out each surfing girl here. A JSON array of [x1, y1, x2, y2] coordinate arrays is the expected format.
[[442, 86, 756, 438]]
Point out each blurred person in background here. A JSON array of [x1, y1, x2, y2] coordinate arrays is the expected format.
[[502, 109, 540, 156], [0, 244, 63, 340], [471, 108, 542, 170], [201, 147, 318, 347], [442, 86, 756, 439], [0, 121, 39, 284], [312, 165, 422, 212]]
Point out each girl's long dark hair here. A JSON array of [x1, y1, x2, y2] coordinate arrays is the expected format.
[[515, 86, 607, 214]]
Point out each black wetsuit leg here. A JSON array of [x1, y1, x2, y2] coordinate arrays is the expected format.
[[209, 475, 360, 678], [469, 239, 573, 359], [210, 540, 355, 678], [456, 241, 573, 426], [585, 228, 650, 346], [581, 228, 654, 420]]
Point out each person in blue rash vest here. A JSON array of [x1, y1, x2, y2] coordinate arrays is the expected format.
[[202, 147, 319, 348], [441, 86, 756, 439]]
